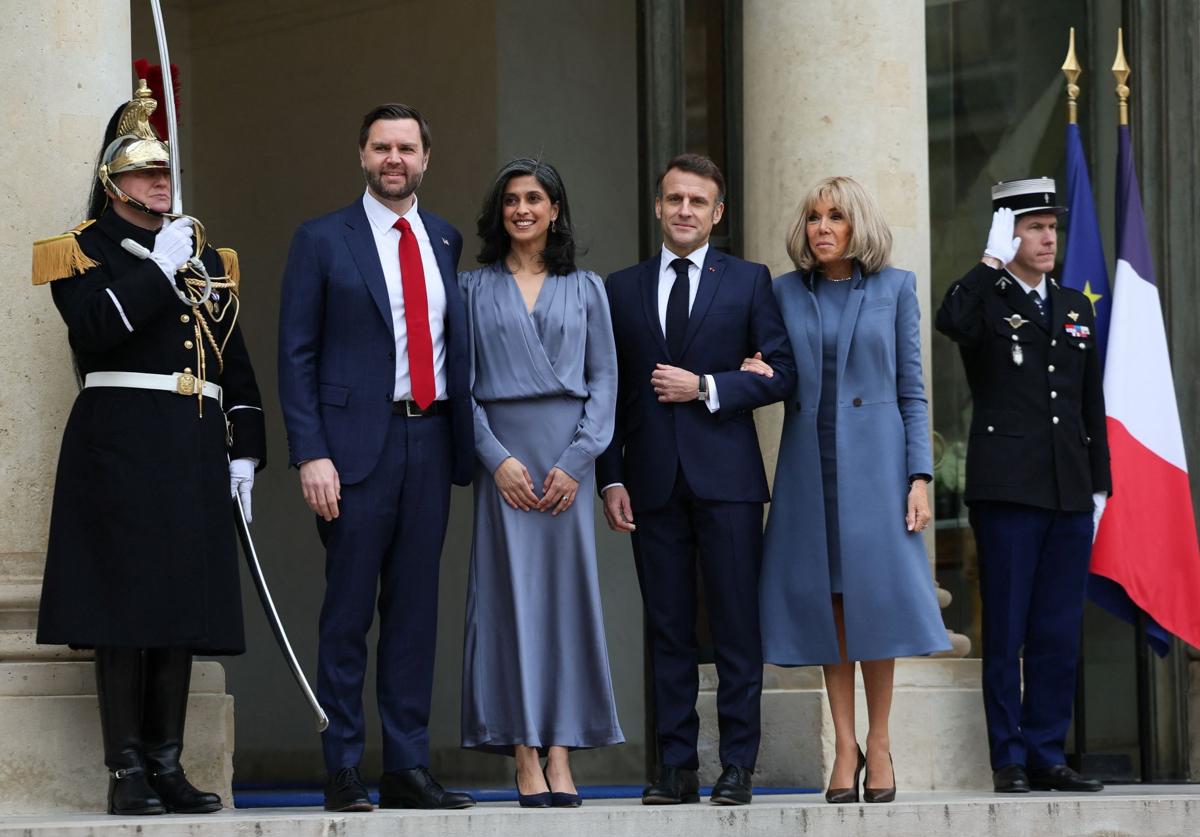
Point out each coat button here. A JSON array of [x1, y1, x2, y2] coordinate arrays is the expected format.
[[1050, 339, 1057, 346], [183, 340, 194, 349], [1048, 364, 1055, 373], [180, 314, 190, 323], [1011, 334, 1019, 342], [852, 397, 863, 407], [987, 425, 995, 433], [1052, 416, 1060, 424], [1051, 391, 1057, 399]]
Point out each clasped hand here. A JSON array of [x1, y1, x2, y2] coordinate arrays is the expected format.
[[651, 364, 700, 402], [494, 458, 578, 515]]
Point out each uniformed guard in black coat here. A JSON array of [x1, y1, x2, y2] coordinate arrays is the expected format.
[[936, 178, 1110, 794], [32, 80, 266, 816]]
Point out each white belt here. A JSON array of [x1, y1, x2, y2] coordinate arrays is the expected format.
[[84, 371, 223, 404]]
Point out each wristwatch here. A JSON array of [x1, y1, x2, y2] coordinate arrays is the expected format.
[[697, 374, 708, 401]]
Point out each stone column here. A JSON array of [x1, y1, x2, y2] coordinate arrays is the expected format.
[[0, 2, 232, 814], [727, 0, 983, 789]]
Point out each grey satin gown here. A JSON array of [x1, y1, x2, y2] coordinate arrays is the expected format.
[[459, 263, 625, 754]]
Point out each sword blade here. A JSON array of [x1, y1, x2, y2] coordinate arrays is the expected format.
[[234, 496, 330, 732], [148, 0, 183, 216]]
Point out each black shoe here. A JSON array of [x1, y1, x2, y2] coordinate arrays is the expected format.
[[379, 767, 475, 809], [642, 765, 700, 805], [514, 771, 552, 808], [324, 766, 374, 812], [992, 764, 1031, 793], [142, 649, 221, 813], [1028, 764, 1104, 792], [96, 648, 164, 816], [863, 753, 896, 804], [108, 767, 167, 816], [544, 768, 582, 808], [710, 764, 753, 805], [826, 747, 865, 804]]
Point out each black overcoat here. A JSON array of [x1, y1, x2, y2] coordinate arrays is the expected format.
[[935, 262, 1111, 512], [36, 209, 266, 653]]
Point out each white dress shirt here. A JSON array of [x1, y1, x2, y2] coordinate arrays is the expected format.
[[1009, 270, 1047, 300], [361, 190, 448, 401], [658, 243, 719, 412]]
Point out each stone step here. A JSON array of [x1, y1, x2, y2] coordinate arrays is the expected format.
[[0, 789, 1197, 837]]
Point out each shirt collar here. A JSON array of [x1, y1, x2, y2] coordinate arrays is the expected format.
[[659, 242, 709, 277], [362, 189, 420, 234], [1007, 270, 1047, 299]]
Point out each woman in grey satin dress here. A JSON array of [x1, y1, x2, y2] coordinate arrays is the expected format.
[[459, 159, 624, 807]]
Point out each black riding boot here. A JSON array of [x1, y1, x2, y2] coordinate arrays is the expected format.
[[95, 647, 165, 815], [142, 648, 223, 813]]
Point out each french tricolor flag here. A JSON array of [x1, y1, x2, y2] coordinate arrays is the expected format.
[[1090, 124, 1200, 651]]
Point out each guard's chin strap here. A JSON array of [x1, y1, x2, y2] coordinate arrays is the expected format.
[[100, 174, 164, 221]]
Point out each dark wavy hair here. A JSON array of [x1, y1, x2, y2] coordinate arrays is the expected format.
[[86, 104, 126, 220], [475, 158, 578, 275]]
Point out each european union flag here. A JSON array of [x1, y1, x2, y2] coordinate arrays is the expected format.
[[1061, 122, 1112, 363]]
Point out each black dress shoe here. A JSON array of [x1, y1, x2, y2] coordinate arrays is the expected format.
[[109, 767, 167, 815], [863, 753, 896, 804], [379, 767, 475, 809], [514, 771, 552, 808], [992, 764, 1031, 793], [642, 765, 700, 805], [1029, 764, 1104, 792], [544, 769, 582, 808], [826, 747, 865, 804], [149, 769, 222, 814], [710, 764, 753, 806], [324, 766, 373, 812]]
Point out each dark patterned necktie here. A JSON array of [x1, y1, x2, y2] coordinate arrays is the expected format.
[[1028, 289, 1047, 325], [666, 258, 691, 359]]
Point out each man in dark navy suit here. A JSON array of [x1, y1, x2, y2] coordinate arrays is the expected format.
[[598, 154, 795, 806], [936, 178, 1109, 795], [278, 104, 474, 812]]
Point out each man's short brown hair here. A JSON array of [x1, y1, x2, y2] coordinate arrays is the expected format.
[[358, 103, 432, 151], [656, 153, 726, 203]]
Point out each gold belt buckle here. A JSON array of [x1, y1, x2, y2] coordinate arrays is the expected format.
[[176, 370, 197, 396]]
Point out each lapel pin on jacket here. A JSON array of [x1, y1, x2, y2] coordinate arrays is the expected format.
[[1004, 314, 1028, 329], [441, 236, 450, 247], [1068, 310, 1080, 321]]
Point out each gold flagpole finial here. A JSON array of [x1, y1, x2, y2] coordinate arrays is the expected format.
[[1113, 26, 1131, 126], [1061, 27, 1082, 125]]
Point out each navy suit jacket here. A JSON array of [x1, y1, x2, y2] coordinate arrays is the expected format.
[[596, 249, 796, 512], [278, 199, 473, 487]]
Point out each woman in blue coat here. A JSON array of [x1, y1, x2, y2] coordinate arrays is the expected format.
[[751, 176, 949, 804]]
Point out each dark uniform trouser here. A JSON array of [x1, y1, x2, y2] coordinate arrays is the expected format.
[[971, 501, 1092, 770]]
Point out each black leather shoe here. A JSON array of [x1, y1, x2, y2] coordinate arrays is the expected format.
[[379, 767, 475, 809], [544, 768, 582, 808], [148, 769, 222, 814], [109, 767, 167, 816], [96, 648, 164, 816], [642, 765, 700, 805], [826, 747, 865, 804], [710, 764, 753, 805], [1029, 764, 1104, 792], [142, 649, 221, 813], [324, 766, 373, 812], [863, 753, 896, 803], [993, 764, 1031, 793]]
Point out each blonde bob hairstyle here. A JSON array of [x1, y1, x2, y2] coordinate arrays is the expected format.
[[785, 176, 893, 275]]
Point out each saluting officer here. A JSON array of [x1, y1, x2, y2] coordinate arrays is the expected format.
[[32, 80, 266, 816], [936, 178, 1110, 794]]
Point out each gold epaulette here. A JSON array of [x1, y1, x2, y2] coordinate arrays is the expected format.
[[31, 220, 99, 285], [216, 247, 240, 290]]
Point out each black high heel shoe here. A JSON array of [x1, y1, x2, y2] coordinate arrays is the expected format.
[[864, 752, 896, 803], [515, 771, 552, 808], [544, 768, 582, 808], [825, 747, 865, 804]]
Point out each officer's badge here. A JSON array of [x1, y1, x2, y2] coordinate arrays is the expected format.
[[995, 275, 1012, 291], [1068, 310, 1080, 321], [1003, 314, 1028, 329], [1011, 343, 1024, 367], [1065, 323, 1091, 339]]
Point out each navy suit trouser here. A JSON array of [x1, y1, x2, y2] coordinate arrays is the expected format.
[[971, 501, 1092, 771], [631, 467, 763, 772], [315, 411, 452, 773]]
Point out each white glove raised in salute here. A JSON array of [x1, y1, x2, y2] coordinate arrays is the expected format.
[[149, 216, 194, 280], [982, 207, 1021, 266], [230, 457, 257, 523]]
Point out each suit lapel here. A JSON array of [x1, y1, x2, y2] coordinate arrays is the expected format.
[[420, 208, 458, 313], [640, 258, 670, 358], [343, 201, 394, 336], [834, 265, 867, 388], [680, 248, 724, 357]]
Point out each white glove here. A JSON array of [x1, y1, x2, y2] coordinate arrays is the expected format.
[[149, 217, 194, 279], [983, 207, 1021, 266], [230, 457, 256, 524], [1092, 491, 1107, 544]]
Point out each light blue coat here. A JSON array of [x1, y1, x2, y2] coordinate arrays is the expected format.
[[760, 265, 950, 665]]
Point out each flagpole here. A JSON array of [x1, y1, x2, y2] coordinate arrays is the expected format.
[[1113, 25, 1154, 782], [1062, 26, 1081, 125]]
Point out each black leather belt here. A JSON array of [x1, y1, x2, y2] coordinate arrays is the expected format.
[[392, 399, 446, 417]]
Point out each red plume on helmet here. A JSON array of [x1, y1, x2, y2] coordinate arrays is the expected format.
[[132, 58, 180, 140]]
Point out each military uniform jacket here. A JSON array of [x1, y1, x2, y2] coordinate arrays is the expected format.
[[36, 209, 266, 654], [935, 262, 1111, 512]]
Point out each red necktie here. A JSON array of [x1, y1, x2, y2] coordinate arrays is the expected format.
[[393, 217, 436, 409]]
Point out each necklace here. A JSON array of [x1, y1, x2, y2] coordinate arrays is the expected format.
[[823, 273, 852, 282]]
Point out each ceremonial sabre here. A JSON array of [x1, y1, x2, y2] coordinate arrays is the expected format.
[[145, 0, 328, 732]]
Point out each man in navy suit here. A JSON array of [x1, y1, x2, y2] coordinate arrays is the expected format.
[[278, 104, 474, 812], [598, 154, 795, 806]]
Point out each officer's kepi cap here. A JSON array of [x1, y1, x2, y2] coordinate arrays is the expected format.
[[991, 178, 1068, 216]]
